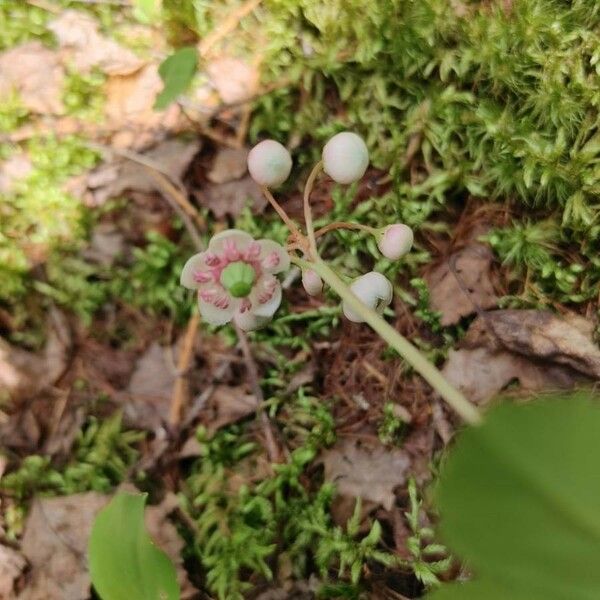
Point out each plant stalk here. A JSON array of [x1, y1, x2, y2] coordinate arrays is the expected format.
[[302, 258, 482, 426]]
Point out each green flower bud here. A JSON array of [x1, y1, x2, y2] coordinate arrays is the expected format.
[[247, 140, 292, 187], [220, 261, 256, 297], [322, 132, 369, 184]]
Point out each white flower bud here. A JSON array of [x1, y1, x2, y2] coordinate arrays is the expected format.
[[377, 224, 414, 260], [301, 269, 323, 296], [247, 140, 292, 187], [322, 132, 369, 184], [343, 271, 393, 323]]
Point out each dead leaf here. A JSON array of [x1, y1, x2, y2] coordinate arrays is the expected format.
[[0, 544, 26, 600], [207, 147, 249, 184], [105, 63, 182, 149], [425, 242, 497, 326], [0, 153, 32, 194], [0, 42, 65, 114], [441, 309, 599, 403], [206, 57, 259, 104], [126, 342, 175, 430], [0, 309, 71, 404], [204, 384, 258, 436], [197, 176, 266, 219], [86, 138, 201, 205], [18, 493, 107, 600], [321, 438, 410, 510], [48, 11, 143, 76]]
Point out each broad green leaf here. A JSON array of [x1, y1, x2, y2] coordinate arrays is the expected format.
[[429, 395, 600, 600], [89, 492, 180, 600], [154, 47, 198, 110], [132, 0, 162, 24]]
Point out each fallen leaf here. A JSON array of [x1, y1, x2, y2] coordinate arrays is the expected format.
[[0, 42, 65, 114], [207, 147, 249, 184], [105, 63, 183, 149], [321, 438, 410, 510], [126, 342, 176, 430], [197, 176, 266, 218], [204, 384, 258, 436], [0, 544, 26, 599], [0, 153, 32, 194], [48, 10, 143, 76], [425, 242, 497, 326], [19, 492, 107, 600], [82, 223, 125, 266], [206, 57, 259, 104], [0, 309, 71, 404], [86, 138, 201, 205], [441, 309, 599, 403]]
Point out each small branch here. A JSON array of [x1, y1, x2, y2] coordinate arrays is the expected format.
[[169, 312, 201, 426], [302, 161, 323, 258], [234, 323, 283, 463]]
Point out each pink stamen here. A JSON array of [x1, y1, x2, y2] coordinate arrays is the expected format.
[[240, 298, 252, 313], [223, 240, 241, 261], [244, 242, 261, 261], [205, 253, 221, 267], [214, 294, 230, 309], [200, 289, 216, 302], [194, 271, 213, 284], [258, 277, 277, 304], [263, 251, 280, 269]]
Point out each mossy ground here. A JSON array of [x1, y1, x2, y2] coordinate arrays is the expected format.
[[1, 1, 599, 598]]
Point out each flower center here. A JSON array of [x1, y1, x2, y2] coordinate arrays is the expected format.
[[220, 261, 256, 298]]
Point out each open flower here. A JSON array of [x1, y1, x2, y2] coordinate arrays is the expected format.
[[342, 271, 393, 323], [180, 230, 290, 330]]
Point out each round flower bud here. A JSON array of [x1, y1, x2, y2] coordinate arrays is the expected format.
[[301, 269, 323, 296], [377, 224, 414, 260], [322, 132, 369, 184], [247, 140, 292, 187], [343, 271, 393, 323]]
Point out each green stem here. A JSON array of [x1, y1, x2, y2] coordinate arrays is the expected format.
[[297, 257, 482, 426], [303, 161, 323, 258]]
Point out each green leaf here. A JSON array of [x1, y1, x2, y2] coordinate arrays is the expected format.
[[154, 47, 198, 110], [89, 492, 180, 600], [429, 395, 600, 600]]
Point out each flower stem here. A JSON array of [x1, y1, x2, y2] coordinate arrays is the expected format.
[[261, 186, 304, 241], [295, 257, 482, 426], [303, 161, 323, 258], [314, 221, 378, 238]]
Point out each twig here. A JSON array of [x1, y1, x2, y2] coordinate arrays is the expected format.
[[199, 0, 262, 58], [169, 312, 201, 426], [234, 323, 283, 463]]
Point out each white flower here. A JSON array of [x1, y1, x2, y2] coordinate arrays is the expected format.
[[301, 268, 323, 296], [322, 132, 369, 184], [342, 271, 393, 323], [180, 230, 290, 330], [377, 223, 413, 260]]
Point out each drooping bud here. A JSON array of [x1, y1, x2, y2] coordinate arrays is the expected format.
[[377, 223, 414, 260], [343, 271, 393, 323], [301, 269, 323, 296], [247, 140, 292, 187], [219, 261, 256, 298], [322, 132, 369, 184]]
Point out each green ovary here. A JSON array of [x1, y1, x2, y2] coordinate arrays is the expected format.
[[220, 261, 256, 298]]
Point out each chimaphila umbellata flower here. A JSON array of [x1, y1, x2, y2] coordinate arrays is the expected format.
[[181, 230, 290, 331], [342, 271, 393, 323], [377, 223, 414, 260]]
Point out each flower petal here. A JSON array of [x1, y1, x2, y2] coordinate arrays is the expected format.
[[343, 271, 393, 323], [180, 252, 209, 289], [251, 281, 282, 318], [233, 310, 271, 331], [257, 239, 290, 274], [198, 295, 237, 326], [209, 229, 254, 254]]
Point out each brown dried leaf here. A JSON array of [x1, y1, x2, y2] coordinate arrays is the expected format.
[[204, 384, 258, 436], [48, 11, 143, 76], [321, 439, 410, 510], [441, 309, 599, 403], [0, 544, 26, 600], [198, 176, 266, 219], [19, 493, 107, 600], [0, 42, 65, 114], [207, 147, 249, 184], [0, 309, 71, 404], [425, 242, 497, 326], [206, 57, 259, 104]]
